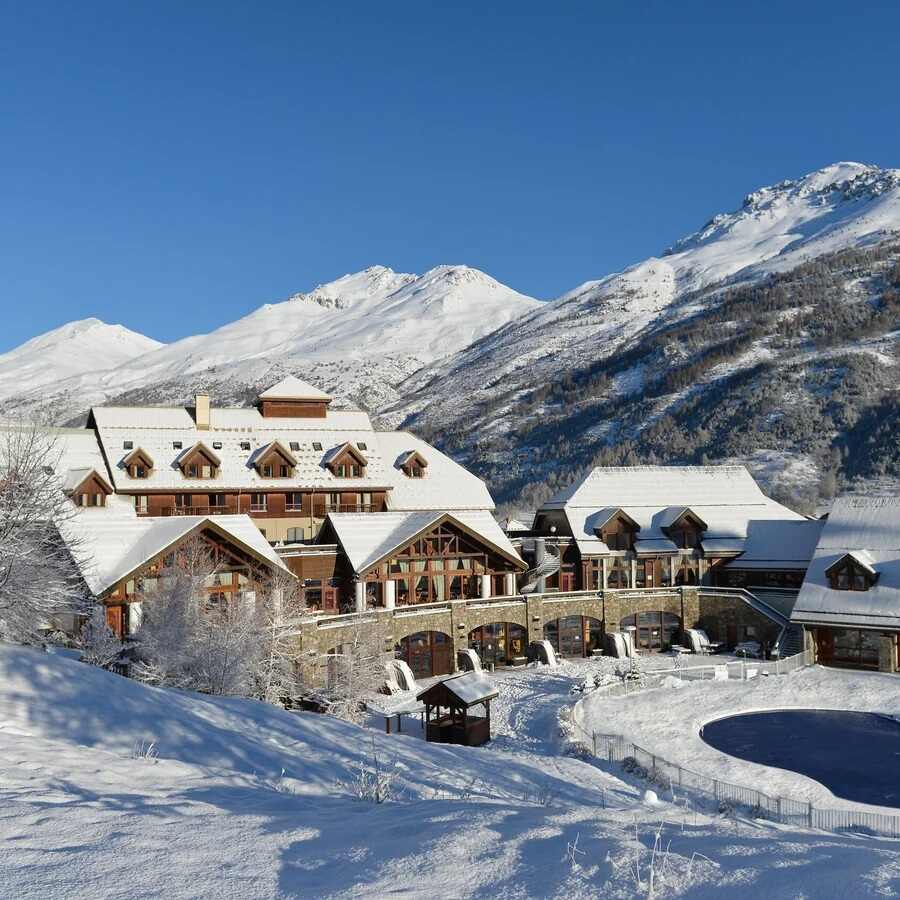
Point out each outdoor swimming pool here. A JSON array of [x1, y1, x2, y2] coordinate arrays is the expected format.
[[701, 709, 900, 809]]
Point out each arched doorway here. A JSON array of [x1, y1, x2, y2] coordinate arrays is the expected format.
[[543, 616, 603, 658], [395, 631, 453, 679], [468, 622, 527, 667], [620, 611, 681, 652]]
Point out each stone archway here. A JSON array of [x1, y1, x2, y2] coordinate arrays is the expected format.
[[468, 621, 528, 668], [395, 630, 454, 679], [543, 615, 604, 658]]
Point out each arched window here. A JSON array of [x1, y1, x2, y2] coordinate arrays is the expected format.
[[620, 611, 681, 651], [395, 631, 453, 678]]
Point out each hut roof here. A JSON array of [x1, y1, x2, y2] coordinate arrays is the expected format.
[[417, 672, 498, 707]]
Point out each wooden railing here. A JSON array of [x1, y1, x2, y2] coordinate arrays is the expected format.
[[160, 505, 237, 516], [311, 503, 375, 517]]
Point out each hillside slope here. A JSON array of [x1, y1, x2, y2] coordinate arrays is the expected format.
[[386, 163, 900, 512], [3, 643, 898, 898]]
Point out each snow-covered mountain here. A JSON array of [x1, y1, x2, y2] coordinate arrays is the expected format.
[[0, 318, 163, 403], [386, 162, 900, 511], [0, 265, 541, 419]]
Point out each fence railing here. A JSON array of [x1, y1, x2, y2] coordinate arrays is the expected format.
[[587, 647, 815, 700], [572, 650, 900, 840]]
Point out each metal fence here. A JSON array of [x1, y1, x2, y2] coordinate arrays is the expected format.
[[573, 651, 900, 839]]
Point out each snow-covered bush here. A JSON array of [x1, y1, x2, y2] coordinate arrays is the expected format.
[[324, 624, 390, 723], [79, 605, 123, 669], [340, 736, 397, 804]]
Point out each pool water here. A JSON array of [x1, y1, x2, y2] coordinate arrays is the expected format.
[[700, 709, 900, 809]]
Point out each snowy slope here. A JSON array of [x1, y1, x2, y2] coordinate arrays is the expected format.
[[387, 161, 900, 429], [0, 318, 162, 401], [3, 643, 900, 898], [0, 265, 540, 420]]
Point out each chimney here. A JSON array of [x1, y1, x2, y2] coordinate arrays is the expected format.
[[195, 393, 210, 431]]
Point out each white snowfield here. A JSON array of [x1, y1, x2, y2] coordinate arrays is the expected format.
[[2, 645, 900, 898]]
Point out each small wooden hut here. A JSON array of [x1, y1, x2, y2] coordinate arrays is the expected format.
[[416, 672, 498, 746]]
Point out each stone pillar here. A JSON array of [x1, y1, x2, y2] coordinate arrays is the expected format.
[[879, 633, 898, 673], [669, 557, 676, 587], [480, 573, 491, 600], [384, 579, 396, 610], [525, 594, 544, 645], [504, 572, 516, 596], [630, 558, 637, 589], [354, 581, 365, 613], [450, 600, 468, 670]]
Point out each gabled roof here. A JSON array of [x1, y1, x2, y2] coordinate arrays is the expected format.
[[123, 446, 154, 467], [62, 467, 113, 495], [321, 510, 525, 575], [259, 376, 332, 402], [177, 441, 221, 467], [396, 449, 428, 469], [658, 506, 708, 531], [251, 440, 298, 468], [58, 496, 291, 596], [825, 549, 878, 577], [322, 441, 367, 467], [589, 507, 640, 532], [417, 672, 498, 707], [544, 466, 804, 557], [792, 496, 900, 629]]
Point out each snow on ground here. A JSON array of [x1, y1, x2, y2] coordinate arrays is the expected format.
[[3, 644, 900, 898], [577, 664, 900, 815]]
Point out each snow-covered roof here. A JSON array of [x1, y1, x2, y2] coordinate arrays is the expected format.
[[792, 496, 900, 629], [417, 671, 499, 706], [258, 375, 331, 402], [544, 466, 804, 557], [58, 495, 290, 596], [322, 510, 524, 575], [89, 406, 494, 510], [723, 519, 825, 570]]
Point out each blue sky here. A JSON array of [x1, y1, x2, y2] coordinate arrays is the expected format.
[[2, 1, 900, 351]]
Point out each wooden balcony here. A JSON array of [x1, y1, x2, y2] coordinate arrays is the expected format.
[[161, 505, 237, 516], [312, 503, 374, 517]]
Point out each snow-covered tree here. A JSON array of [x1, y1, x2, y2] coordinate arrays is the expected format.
[[324, 623, 390, 723], [0, 422, 88, 643], [253, 569, 308, 707], [79, 605, 122, 669]]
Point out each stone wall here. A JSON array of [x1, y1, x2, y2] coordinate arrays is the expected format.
[[295, 587, 785, 686]]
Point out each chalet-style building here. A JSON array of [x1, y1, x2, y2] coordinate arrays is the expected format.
[[792, 496, 900, 673], [76, 376, 522, 613], [318, 510, 525, 612], [524, 465, 820, 656], [47, 430, 293, 639], [530, 465, 815, 593]]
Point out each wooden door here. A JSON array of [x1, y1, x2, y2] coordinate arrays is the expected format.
[[105, 604, 124, 639]]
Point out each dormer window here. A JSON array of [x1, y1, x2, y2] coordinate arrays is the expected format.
[[398, 450, 428, 479], [123, 447, 154, 479], [178, 442, 221, 480], [324, 442, 367, 479], [312, 442, 323, 452], [593, 509, 639, 551], [254, 441, 297, 478], [827, 553, 877, 591], [357, 442, 368, 451], [289, 441, 300, 452], [212, 441, 223, 450], [123, 440, 133, 450], [173, 441, 183, 450], [240, 440, 251, 451], [663, 509, 707, 550], [65, 469, 113, 508]]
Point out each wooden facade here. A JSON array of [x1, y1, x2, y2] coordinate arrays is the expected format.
[[322, 518, 524, 612], [100, 524, 281, 640]]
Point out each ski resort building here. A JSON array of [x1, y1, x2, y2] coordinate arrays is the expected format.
[[39, 429, 292, 640], [65, 377, 524, 616], [791, 496, 900, 673], [518, 466, 821, 656]]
